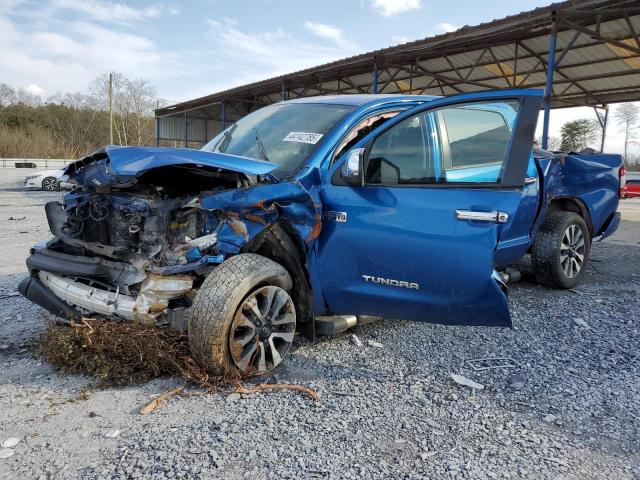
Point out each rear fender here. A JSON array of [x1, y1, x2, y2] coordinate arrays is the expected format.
[[546, 196, 593, 236]]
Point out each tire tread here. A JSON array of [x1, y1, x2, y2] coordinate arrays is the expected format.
[[531, 211, 590, 289], [188, 253, 291, 375]]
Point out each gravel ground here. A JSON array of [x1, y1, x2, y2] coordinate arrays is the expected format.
[[0, 168, 638, 479]]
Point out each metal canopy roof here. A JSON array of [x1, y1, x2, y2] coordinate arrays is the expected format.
[[155, 0, 640, 146]]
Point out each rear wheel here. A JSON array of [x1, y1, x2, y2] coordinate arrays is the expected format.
[[532, 211, 590, 289], [188, 254, 296, 376], [41, 176, 58, 191]]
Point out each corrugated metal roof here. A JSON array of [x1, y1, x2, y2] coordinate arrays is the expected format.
[[157, 0, 640, 143]]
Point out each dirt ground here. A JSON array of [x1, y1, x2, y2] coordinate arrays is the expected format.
[[0, 168, 638, 479]]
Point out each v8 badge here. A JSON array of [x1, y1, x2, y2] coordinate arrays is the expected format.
[[323, 211, 348, 223]]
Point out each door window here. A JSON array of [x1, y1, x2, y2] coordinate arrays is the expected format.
[[364, 100, 520, 185]]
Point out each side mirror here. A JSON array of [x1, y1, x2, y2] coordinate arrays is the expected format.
[[341, 148, 365, 187]]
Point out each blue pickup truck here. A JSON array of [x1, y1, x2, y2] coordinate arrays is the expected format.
[[19, 89, 622, 376]]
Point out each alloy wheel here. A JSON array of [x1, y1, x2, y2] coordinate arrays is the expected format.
[[560, 224, 585, 278], [42, 177, 58, 191], [229, 285, 296, 375]]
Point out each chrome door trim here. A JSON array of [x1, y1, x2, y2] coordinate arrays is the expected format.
[[455, 210, 509, 223]]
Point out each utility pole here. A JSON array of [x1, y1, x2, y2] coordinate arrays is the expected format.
[[108, 72, 113, 145]]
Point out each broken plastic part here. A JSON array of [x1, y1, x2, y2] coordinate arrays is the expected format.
[[133, 274, 193, 324], [38, 271, 193, 324]]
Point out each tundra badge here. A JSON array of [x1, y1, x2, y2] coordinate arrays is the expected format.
[[362, 275, 419, 290]]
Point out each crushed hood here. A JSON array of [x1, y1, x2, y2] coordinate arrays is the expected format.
[[64, 145, 276, 188]]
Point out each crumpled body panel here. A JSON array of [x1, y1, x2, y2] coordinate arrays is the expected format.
[[63, 145, 276, 188], [199, 176, 322, 255]]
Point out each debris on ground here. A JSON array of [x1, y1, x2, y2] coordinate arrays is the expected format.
[[104, 429, 121, 439], [141, 385, 187, 415], [573, 317, 591, 329], [508, 373, 526, 390], [39, 319, 200, 387], [235, 381, 319, 401], [367, 340, 384, 348], [39, 318, 318, 413], [419, 451, 437, 461], [568, 288, 596, 295], [1, 438, 21, 449], [225, 392, 241, 403], [350, 334, 363, 347], [450, 374, 484, 390], [466, 357, 517, 371], [0, 448, 15, 459], [7, 216, 26, 221]]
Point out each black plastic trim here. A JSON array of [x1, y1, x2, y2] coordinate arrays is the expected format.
[[26, 249, 110, 279], [18, 276, 80, 324]]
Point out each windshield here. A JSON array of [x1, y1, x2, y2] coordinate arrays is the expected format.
[[201, 103, 353, 177]]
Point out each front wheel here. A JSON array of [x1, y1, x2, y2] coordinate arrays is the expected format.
[[41, 176, 59, 191], [531, 211, 591, 289], [188, 254, 296, 377]]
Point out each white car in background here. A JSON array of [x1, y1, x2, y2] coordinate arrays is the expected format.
[[24, 169, 71, 191]]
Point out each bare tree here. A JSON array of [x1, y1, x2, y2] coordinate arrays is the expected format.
[[0, 84, 15, 106], [90, 73, 157, 146], [13, 87, 43, 107], [0, 74, 158, 158], [614, 103, 639, 161], [43, 92, 109, 158]]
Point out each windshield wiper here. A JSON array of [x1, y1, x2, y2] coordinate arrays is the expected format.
[[252, 127, 270, 162], [214, 124, 237, 153]]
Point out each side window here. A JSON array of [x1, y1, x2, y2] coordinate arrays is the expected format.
[[365, 115, 433, 185], [364, 100, 520, 185], [438, 100, 519, 183]]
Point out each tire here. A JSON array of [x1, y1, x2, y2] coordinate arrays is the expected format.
[[531, 211, 591, 289], [41, 176, 58, 191], [188, 253, 296, 377]]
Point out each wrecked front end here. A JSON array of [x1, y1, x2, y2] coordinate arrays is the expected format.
[[19, 146, 320, 331]]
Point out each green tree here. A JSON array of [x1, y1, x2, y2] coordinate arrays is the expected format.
[[560, 119, 600, 152]]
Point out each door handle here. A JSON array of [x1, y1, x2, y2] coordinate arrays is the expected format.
[[524, 176, 538, 184], [455, 210, 509, 223]]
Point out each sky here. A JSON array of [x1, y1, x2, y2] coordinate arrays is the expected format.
[[0, 0, 637, 156]]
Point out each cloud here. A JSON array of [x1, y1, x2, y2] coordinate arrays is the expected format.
[[369, 0, 421, 17], [51, 0, 180, 23], [304, 21, 343, 42], [391, 35, 411, 44], [304, 20, 357, 50], [0, 5, 171, 97], [25, 84, 44, 96], [203, 19, 359, 89], [437, 22, 459, 33]]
